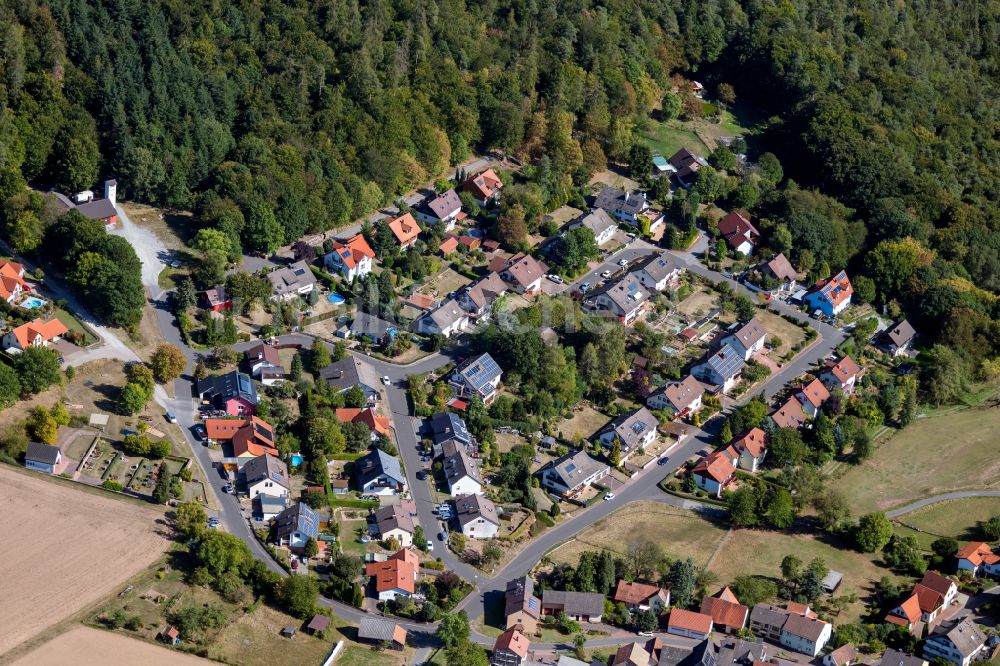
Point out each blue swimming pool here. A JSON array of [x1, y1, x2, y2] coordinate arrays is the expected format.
[[20, 296, 47, 309], [327, 293, 345, 304]]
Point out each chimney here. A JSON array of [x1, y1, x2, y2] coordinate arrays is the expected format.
[[104, 179, 117, 206], [624, 192, 630, 202]]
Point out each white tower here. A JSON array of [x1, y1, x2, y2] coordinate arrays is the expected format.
[[104, 179, 117, 206]]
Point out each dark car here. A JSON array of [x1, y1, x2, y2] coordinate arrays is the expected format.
[[657, 456, 670, 465], [438, 531, 447, 541]]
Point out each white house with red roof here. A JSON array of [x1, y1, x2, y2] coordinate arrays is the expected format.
[[795, 378, 831, 417], [464, 169, 504, 206], [956, 542, 1000, 577], [717, 211, 759, 256], [821, 355, 864, 394], [0, 259, 29, 304], [387, 213, 421, 250], [692, 449, 736, 497], [804, 270, 853, 317], [324, 234, 375, 281], [2, 317, 68, 352], [769, 396, 808, 430], [667, 608, 714, 641], [730, 427, 767, 472]]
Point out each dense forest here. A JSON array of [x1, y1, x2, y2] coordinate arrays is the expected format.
[[0, 0, 997, 394]]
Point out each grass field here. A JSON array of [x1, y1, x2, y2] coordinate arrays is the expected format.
[[894, 497, 1000, 549], [755, 308, 807, 359], [0, 465, 169, 655], [553, 404, 611, 442], [547, 502, 728, 568], [835, 404, 1000, 514], [643, 121, 709, 158], [206, 604, 339, 666]]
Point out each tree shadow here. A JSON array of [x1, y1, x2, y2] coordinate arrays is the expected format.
[[92, 382, 123, 414]]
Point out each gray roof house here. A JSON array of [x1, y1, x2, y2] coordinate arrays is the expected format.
[[355, 449, 407, 494], [350, 311, 399, 344], [593, 186, 649, 224], [24, 441, 62, 475], [450, 353, 503, 405], [923, 618, 988, 666], [196, 370, 258, 413], [430, 412, 472, 455], [879, 649, 928, 666], [274, 502, 319, 550], [597, 407, 659, 458], [416, 298, 469, 338], [455, 494, 500, 539], [719, 317, 767, 361], [632, 252, 684, 292], [241, 453, 290, 499], [879, 319, 916, 357], [692, 344, 745, 393], [538, 449, 610, 499], [586, 275, 651, 326], [541, 590, 605, 622], [414, 189, 463, 229], [570, 209, 618, 245], [442, 440, 483, 496], [372, 504, 415, 545], [318, 356, 381, 404], [459, 272, 508, 316], [267, 260, 316, 301]]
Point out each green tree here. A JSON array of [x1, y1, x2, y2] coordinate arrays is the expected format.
[[628, 143, 654, 180], [119, 382, 150, 415], [0, 364, 22, 409], [666, 558, 697, 609], [730, 575, 777, 607], [275, 574, 319, 618], [344, 385, 366, 408], [309, 338, 331, 373], [175, 501, 207, 540], [497, 204, 528, 247], [243, 200, 284, 255], [727, 485, 761, 527], [289, 352, 303, 382], [661, 93, 682, 121], [765, 488, 796, 529], [855, 512, 894, 552], [26, 406, 58, 444], [982, 515, 1000, 540], [445, 641, 488, 666], [175, 277, 197, 311], [436, 611, 470, 648], [13, 346, 61, 395], [151, 344, 187, 383], [152, 462, 172, 504]]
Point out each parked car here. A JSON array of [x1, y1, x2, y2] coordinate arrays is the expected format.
[[617, 258, 629, 266], [603, 492, 616, 501], [382, 375, 391, 386], [657, 456, 670, 465], [600, 270, 613, 279], [426, 541, 434, 552], [438, 531, 447, 541], [547, 274, 564, 284], [579, 282, 592, 293]]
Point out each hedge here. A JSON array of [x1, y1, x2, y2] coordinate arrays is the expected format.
[[329, 453, 365, 461], [328, 497, 379, 509]]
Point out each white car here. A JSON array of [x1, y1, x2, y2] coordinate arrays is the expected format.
[[604, 492, 616, 501], [382, 375, 391, 386], [600, 270, 613, 279], [426, 541, 434, 552], [617, 258, 629, 266], [547, 274, 564, 284]]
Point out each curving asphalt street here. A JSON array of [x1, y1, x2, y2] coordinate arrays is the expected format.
[[110, 213, 851, 650], [885, 490, 1000, 519]]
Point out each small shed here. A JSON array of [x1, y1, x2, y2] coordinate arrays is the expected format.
[[281, 625, 297, 638], [159, 626, 180, 645], [821, 570, 844, 593], [330, 478, 350, 495], [306, 614, 331, 635]]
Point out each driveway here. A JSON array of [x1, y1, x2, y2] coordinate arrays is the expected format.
[[110, 204, 170, 297]]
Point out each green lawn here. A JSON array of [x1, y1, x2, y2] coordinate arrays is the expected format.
[[894, 497, 1000, 549], [643, 121, 708, 158], [55, 307, 97, 345], [835, 402, 1000, 514]]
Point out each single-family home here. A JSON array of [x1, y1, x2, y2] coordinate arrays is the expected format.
[[598, 407, 659, 459], [647, 375, 704, 419], [763, 254, 798, 290], [692, 450, 736, 498], [241, 453, 289, 499], [541, 590, 605, 622], [429, 412, 472, 456], [335, 407, 391, 439], [442, 440, 484, 496], [24, 441, 62, 475], [729, 428, 767, 472], [613, 580, 670, 612], [358, 617, 407, 650], [201, 285, 232, 312], [668, 148, 708, 186], [878, 320, 917, 358], [505, 576, 542, 634], [267, 260, 317, 301], [416, 299, 470, 338], [2, 317, 68, 352], [692, 344, 745, 393], [586, 276, 651, 326], [205, 416, 278, 460], [365, 548, 419, 601], [387, 213, 421, 250], [253, 495, 287, 521], [884, 591, 924, 633], [355, 449, 407, 495], [821, 355, 864, 394], [795, 379, 831, 417], [371, 505, 415, 547], [451, 353, 503, 405], [880, 649, 928, 666], [713, 637, 775, 666], [955, 542, 1000, 577], [667, 609, 714, 641], [922, 618, 989, 666], [53, 180, 119, 228], [769, 396, 808, 430], [456, 493, 501, 539], [632, 252, 684, 292], [244, 342, 284, 384], [318, 356, 382, 404], [748, 604, 831, 657], [720, 318, 767, 361], [804, 270, 853, 317], [324, 234, 375, 281], [274, 502, 319, 551], [491, 629, 530, 666], [0, 259, 29, 303], [538, 449, 610, 499], [885, 572, 956, 633], [700, 588, 749, 634], [414, 189, 463, 230], [349, 311, 398, 345], [717, 212, 759, 256], [197, 371, 258, 416], [570, 209, 618, 246], [459, 272, 508, 317], [593, 186, 649, 225], [610, 642, 655, 666], [464, 169, 504, 206], [824, 644, 858, 666], [499, 253, 547, 294]]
